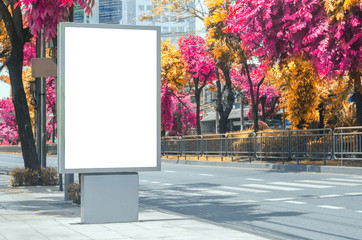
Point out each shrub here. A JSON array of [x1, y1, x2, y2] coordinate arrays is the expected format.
[[251, 121, 269, 131], [67, 183, 81, 204], [9, 167, 59, 186]]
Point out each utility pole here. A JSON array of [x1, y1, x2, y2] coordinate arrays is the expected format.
[[35, 30, 47, 168]]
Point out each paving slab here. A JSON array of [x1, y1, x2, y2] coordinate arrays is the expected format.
[[0, 174, 270, 240]]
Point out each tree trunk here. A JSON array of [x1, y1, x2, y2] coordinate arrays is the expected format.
[[244, 62, 260, 132], [352, 71, 362, 127], [318, 102, 325, 129], [7, 52, 39, 170], [1, 1, 39, 170], [195, 88, 202, 135], [215, 66, 234, 134]]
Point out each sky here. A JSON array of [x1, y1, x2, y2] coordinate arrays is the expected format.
[[0, 81, 10, 99]]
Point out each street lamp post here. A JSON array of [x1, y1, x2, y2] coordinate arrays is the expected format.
[[239, 91, 245, 131]]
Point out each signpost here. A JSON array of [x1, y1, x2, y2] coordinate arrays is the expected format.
[[57, 23, 161, 223]]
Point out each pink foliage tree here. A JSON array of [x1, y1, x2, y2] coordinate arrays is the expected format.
[[0, 77, 57, 145], [19, 0, 94, 41], [161, 84, 174, 133], [226, 0, 362, 126], [231, 66, 279, 122], [23, 39, 36, 66], [0, 98, 19, 145], [171, 95, 197, 135], [161, 84, 196, 136], [46, 77, 56, 142], [225, 0, 327, 65], [178, 34, 216, 134]]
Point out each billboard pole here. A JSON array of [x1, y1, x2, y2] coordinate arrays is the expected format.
[[64, 6, 75, 200]]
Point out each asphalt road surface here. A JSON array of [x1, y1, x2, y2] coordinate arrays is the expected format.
[[1, 153, 361, 240], [139, 163, 362, 240]]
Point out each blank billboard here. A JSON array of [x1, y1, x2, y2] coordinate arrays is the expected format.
[[57, 23, 161, 173]]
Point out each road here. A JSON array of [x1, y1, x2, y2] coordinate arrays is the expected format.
[[139, 163, 362, 240], [1, 153, 361, 239], [0, 153, 58, 172]]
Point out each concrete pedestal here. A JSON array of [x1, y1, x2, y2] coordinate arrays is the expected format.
[[81, 173, 139, 224]]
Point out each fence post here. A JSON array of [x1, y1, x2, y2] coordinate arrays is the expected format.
[[200, 135, 203, 157], [225, 134, 228, 157], [323, 129, 326, 166], [331, 129, 335, 161], [254, 132, 257, 161], [181, 136, 185, 159], [340, 129, 343, 166], [288, 130, 292, 162]]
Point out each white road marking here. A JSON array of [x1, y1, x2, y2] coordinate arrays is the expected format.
[[164, 170, 176, 173], [318, 205, 345, 210], [298, 180, 361, 186], [218, 185, 270, 193], [319, 194, 343, 198], [246, 178, 264, 181], [324, 178, 362, 183], [163, 189, 203, 197], [140, 180, 149, 182], [265, 198, 295, 202], [242, 184, 302, 191], [218, 199, 260, 204], [150, 181, 160, 184], [269, 182, 332, 189], [356, 211, 362, 213], [200, 174, 214, 177], [193, 188, 238, 196], [161, 183, 173, 186], [238, 200, 260, 203], [284, 201, 307, 205], [171, 203, 211, 207], [344, 192, 362, 196]]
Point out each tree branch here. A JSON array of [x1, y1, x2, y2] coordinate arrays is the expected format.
[[0, 1, 15, 44], [10, 0, 24, 44], [170, 91, 192, 111]]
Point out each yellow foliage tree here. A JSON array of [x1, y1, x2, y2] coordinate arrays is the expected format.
[[0, 21, 10, 70], [324, 0, 361, 21], [161, 40, 187, 90], [268, 56, 321, 129], [323, 77, 356, 128], [0, 68, 35, 130], [204, 0, 241, 133]]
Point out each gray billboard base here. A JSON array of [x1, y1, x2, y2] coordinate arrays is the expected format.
[[81, 173, 139, 224]]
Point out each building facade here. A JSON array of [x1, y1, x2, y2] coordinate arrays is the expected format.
[[74, 0, 204, 44]]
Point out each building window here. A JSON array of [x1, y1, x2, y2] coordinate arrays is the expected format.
[[138, 5, 144, 11], [146, 5, 152, 11]]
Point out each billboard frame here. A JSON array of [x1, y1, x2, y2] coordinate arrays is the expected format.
[[57, 22, 161, 174]]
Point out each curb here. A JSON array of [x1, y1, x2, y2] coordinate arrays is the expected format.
[[162, 159, 362, 176]]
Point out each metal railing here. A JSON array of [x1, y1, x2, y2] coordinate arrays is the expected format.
[[203, 134, 227, 157], [289, 129, 333, 165], [181, 135, 202, 156], [256, 130, 289, 164], [334, 127, 362, 165], [227, 132, 255, 161], [162, 127, 362, 165]]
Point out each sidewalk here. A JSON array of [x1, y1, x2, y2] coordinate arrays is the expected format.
[[0, 174, 270, 240]]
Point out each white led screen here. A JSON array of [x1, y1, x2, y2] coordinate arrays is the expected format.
[[57, 23, 161, 173]]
